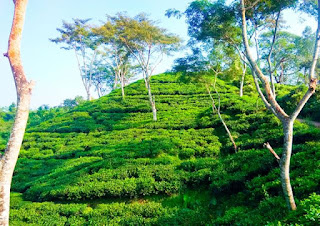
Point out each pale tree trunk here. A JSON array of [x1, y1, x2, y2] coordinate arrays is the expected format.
[[144, 77, 149, 89], [120, 73, 125, 100], [96, 84, 101, 98], [217, 107, 237, 152], [123, 41, 160, 121], [87, 49, 97, 100], [113, 74, 118, 90], [239, 63, 246, 97], [280, 120, 296, 210], [86, 87, 92, 101], [240, 0, 319, 211], [73, 46, 93, 101], [146, 78, 157, 121], [267, 10, 281, 97], [0, 0, 33, 225]]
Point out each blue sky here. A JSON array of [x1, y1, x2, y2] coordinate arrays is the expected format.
[[0, 0, 317, 108], [0, 0, 191, 108]]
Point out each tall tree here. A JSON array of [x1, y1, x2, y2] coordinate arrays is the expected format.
[[92, 20, 136, 100], [295, 26, 318, 84], [167, 0, 248, 97], [112, 13, 181, 121], [51, 19, 100, 100], [90, 62, 114, 98], [239, 0, 319, 211], [0, 0, 34, 224], [260, 31, 300, 84]]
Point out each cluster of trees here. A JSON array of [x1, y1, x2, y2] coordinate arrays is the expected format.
[[167, 0, 320, 211], [2, 0, 320, 225], [168, 0, 318, 90], [51, 14, 181, 121]]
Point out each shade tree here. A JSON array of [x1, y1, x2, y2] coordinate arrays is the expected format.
[[295, 26, 320, 84], [89, 62, 114, 98], [239, 0, 320, 210], [51, 19, 101, 100], [92, 19, 136, 99], [171, 0, 320, 212], [166, 0, 248, 97], [111, 13, 181, 121], [260, 31, 301, 85]]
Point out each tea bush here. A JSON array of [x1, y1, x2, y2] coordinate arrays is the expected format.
[[4, 73, 320, 225]]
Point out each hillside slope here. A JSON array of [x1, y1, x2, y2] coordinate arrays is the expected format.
[[7, 74, 320, 225]]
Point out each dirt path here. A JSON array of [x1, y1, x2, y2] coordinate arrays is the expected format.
[[297, 118, 320, 128]]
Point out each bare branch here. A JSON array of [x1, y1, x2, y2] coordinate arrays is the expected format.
[[206, 80, 237, 153], [263, 142, 280, 163], [267, 10, 281, 96], [290, 79, 317, 121], [290, 0, 320, 121], [252, 71, 278, 117], [240, 0, 289, 121], [245, 0, 261, 10], [310, 0, 320, 80]]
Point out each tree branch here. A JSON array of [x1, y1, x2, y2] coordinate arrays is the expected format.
[[206, 78, 237, 153], [252, 71, 277, 116], [245, 0, 261, 10], [290, 79, 317, 121], [240, 0, 289, 121], [263, 142, 280, 163], [267, 10, 281, 96], [309, 0, 320, 81], [289, 0, 320, 121]]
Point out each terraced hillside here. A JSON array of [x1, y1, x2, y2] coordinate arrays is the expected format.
[[4, 74, 320, 225]]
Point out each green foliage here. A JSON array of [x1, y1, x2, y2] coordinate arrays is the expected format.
[[4, 73, 320, 225], [290, 193, 320, 224]]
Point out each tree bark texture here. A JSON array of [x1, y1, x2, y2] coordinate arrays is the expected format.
[[239, 63, 246, 97], [0, 0, 33, 225], [280, 120, 296, 210], [146, 79, 157, 121], [240, 0, 319, 211], [120, 74, 125, 100]]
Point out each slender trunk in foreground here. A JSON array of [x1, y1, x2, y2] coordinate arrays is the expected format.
[[0, 0, 33, 225], [280, 120, 296, 210], [240, 0, 319, 210]]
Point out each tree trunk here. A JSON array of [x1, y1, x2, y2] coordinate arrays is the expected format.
[[144, 77, 149, 90], [240, 64, 246, 97], [0, 89, 32, 225], [96, 85, 101, 98], [86, 87, 92, 101], [146, 80, 157, 121], [0, 0, 32, 225], [121, 75, 125, 100], [241, 0, 319, 212], [207, 85, 237, 153], [280, 120, 296, 210], [272, 77, 276, 97], [217, 110, 237, 152], [113, 74, 118, 90]]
